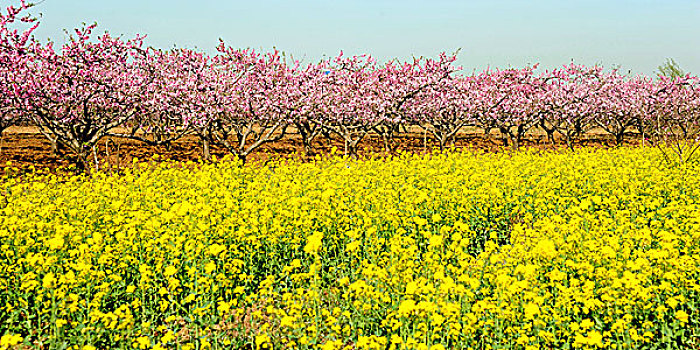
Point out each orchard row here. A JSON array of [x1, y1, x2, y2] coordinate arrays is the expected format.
[[2, 1, 699, 168]]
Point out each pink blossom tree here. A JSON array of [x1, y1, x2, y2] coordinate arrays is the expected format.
[[0, 0, 38, 136], [646, 75, 700, 164], [109, 48, 211, 149], [196, 43, 290, 163], [17, 24, 148, 169], [290, 60, 331, 154], [285, 59, 333, 154], [374, 53, 459, 153], [472, 66, 544, 150], [593, 70, 651, 146], [407, 74, 475, 151], [538, 64, 605, 149], [4, 4, 700, 167], [317, 52, 380, 157]]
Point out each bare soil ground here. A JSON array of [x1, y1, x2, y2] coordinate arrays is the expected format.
[[0, 127, 641, 175]]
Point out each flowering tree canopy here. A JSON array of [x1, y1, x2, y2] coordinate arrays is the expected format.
[[2, 0, 699, 168]]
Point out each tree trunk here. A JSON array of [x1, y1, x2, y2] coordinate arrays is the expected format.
[[299, 127, 313, 154], [374, 124, 400, 154], [302, 138, 313, 155], [448, 132, 457, 148], [74, 150, 90, 173], [545, 129, 555, 147], [438, 135, 447, 151], [382, 135, 390, 153], [539, 120, 556, 148], [346, 139, 362, 158], [615, 131, 625, 147], [92, 146, 100, 172], [202, 138, 211, 161], [50, 139, 59, 154], [297, 122, 315, 155], [510, 134, 520, 151], [499, 127, 515, 149], [565, 134, 574, 151], [0, 129, 5, 157]]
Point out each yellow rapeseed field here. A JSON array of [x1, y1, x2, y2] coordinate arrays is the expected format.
[[1, 147, 699, 350]]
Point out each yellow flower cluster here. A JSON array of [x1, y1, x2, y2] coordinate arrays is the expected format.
[[1, 147, 698, 349]]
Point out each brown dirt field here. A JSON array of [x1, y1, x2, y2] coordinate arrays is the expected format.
[[0, 127, 641, 175]]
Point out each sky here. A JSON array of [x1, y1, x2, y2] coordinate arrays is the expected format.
[[24, 0, 700, 76]]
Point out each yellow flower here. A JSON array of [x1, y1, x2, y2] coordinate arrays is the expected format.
[[3, 146, 700, 348], [587, 330, 603, 347], [183, 293, 196, 304], [255, 333, 271, 349], [42, 272, 57, 289], [204, 261, 216, 274], [208, 243, 226, 256], [217, 301, 231, 314], [280, 315, 296, 328], [163, 266, 178, 276], [346, 240, 361, 252], [523, 303, 540, 320], [573, 333, 587, 348], [321, 340, 343, 350], [413, 217, 428, 226], [533, 239, 557, 258], [161, 330, 176, 344], [428, 235, 443, 248], [675, 310, 689, 323], [579, 318, 594, 330], [405, 281, 418, 295], [46, 235, 65, 250], [0, 334, 22, 349], [133, 336, 150, 349], [304, 232, 324, 255]]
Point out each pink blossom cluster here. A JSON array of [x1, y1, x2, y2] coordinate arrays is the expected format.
[[1, 2, 699, 167]]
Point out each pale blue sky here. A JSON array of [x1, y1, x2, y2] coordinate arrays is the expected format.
[[27, 0, 700, 75]]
